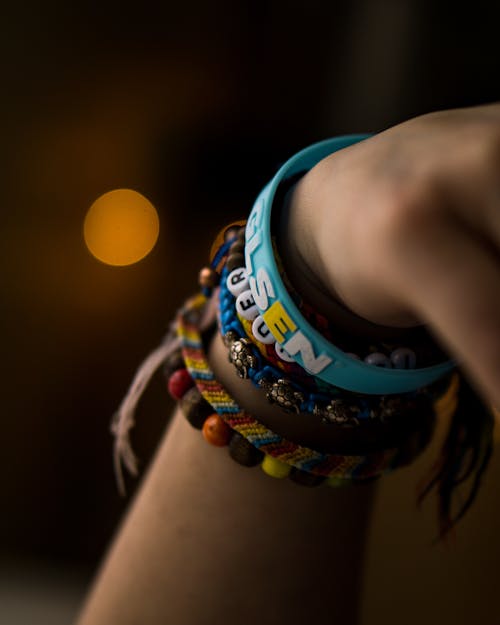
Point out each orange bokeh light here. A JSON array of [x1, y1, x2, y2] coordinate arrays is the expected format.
[[84, 189, 160, 266]]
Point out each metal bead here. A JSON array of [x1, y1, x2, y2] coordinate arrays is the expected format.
[[364, 352, 392, 368], [315, 399, 360, 426], [390, 347, 417, 369], [264, 379, 304, 413], [179, 387, 213, 430], [226, 253, 245, 271], [289, 468, 325, 487], [223, 330, 240, 348], [252, 315, 275, 344], [235, 289, 259, 320], [228, 433, 264, 467], [228, 338, 258, 378]]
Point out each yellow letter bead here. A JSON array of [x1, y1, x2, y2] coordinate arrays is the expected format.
[[261, 455, 292, 479], [262, 300, 297, 342]]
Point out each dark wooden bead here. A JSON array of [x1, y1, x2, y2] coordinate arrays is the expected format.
[[289, 468, 325, 487], [162, 350, 185, 380], [229, 240, 245, 256], [228, 432, 264, 467], [226, 253, 245, 271], [224, 226, 241, 242], [237, 227, 246, 242], [179, 387, 213, 430]]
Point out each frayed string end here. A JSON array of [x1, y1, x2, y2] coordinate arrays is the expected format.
[[111, 326, 180, 496], [110, 292, 218, 496]]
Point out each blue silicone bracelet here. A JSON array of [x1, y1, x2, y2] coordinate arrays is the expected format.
[[244, 135, 454, 394]]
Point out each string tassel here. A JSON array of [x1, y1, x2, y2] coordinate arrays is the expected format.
[[111, 292, 219, 496]]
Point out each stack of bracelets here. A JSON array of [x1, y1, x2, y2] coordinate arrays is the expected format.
[[113, 136, 494, 539]]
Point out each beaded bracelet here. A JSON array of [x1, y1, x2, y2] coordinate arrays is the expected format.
[[165, 290, 446, 485], [220, 253, 450, 431]]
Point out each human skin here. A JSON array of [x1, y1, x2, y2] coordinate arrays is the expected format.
[[76, 104, 500, 624], [282, 104, 500, 411]]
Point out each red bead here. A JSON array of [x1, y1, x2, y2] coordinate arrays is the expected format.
[[202, 414, 232, 447], [167, 368, 194, 400]]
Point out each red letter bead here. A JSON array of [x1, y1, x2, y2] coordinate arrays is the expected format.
[[167, 368, 194, 400], [202, 414, 232, 447]]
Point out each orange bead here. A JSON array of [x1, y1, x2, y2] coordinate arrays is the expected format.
[[202, 414, 232, 447]]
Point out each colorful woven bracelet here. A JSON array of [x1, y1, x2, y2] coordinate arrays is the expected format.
[[168, 291, 439, 483]]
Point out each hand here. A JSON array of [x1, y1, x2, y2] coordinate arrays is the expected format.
[[285, 104, 500, 408]]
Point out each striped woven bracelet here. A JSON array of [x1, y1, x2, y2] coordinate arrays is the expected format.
[[161, 286, 460, 487]]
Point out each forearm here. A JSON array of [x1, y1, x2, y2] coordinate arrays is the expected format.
[[76, 409, 375, 625], [77, 103, 500, 624]]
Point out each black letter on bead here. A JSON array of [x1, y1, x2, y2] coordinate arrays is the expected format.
[[230, 270, 246, 285]]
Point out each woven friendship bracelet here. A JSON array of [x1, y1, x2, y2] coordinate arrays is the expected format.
[[174, 291, 449, 481]]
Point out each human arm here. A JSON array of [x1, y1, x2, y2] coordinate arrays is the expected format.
[[76, 104, 500, 624]]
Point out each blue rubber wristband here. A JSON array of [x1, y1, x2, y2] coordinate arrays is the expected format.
[[244, 135, 455, 394]]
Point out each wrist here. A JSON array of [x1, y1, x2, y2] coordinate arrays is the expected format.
[[279, 174, 417, 341]]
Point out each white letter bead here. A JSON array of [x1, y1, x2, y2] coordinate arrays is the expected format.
[[390, 347, 417, 369], [236, 289, 259, 320], [364, 352, 392, 368], [226, 267, 249, 297], [252, 316, 275, 344], [274, 341, 295, 363]]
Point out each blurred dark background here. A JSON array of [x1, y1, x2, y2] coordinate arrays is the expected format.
[[2, 1, 500, 623]]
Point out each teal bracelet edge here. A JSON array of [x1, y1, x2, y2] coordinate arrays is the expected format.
[[244, 135, 455, 394]]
